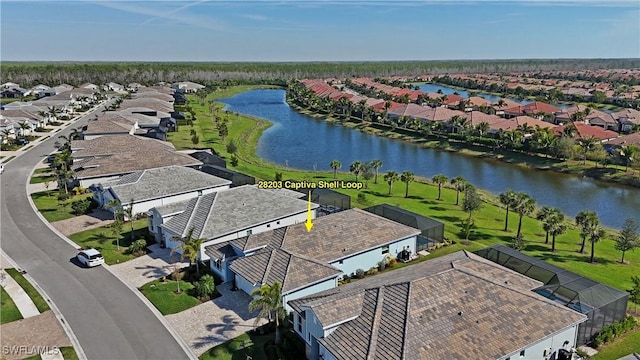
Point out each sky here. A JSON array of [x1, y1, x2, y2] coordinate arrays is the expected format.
[[1, 0, 639, 62]]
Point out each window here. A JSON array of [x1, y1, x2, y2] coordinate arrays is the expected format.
[[519, 350, 525, 357], [297, 314, 302, 332], [277, 221, 280, 225], [267, 224, 271, 228], [382, 245, 389, 254], [214, 259, 221, 269], [246, 229, 252, 236]]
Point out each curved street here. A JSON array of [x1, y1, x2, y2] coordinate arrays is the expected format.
[[0, 104, 192, 360]]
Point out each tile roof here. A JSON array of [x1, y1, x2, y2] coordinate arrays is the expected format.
[[552, 123, 619, 140], [301, 251, 586, 360], [281, 208, 420, 262], [504, 101, 561, 115], [100, 166, 230, 203], [152, 199, 191, 216], [71, 134, 174, 158], [72, 150, 202, 180], [604, 132, 640, 147], [118, 98, 173, 113], [491, 116, 555, 132], [230, 247, 341, 293], [162, 185, 313, 239]]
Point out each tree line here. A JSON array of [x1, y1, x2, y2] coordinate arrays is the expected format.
[[3, 58, 640, 88]]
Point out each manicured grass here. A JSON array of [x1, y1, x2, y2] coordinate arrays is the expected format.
[[139, 279, 200, 315], [199, 332, 271, 360], [30, 175, 56, 184], [0, 287, 23, 324], [22, 354, 41, 360], [591, 322, 640, 360], [59, 346, 79, 360], [31, 190, 93, 222], [5, 268, 50, 312], [68, 219, 149, 265]]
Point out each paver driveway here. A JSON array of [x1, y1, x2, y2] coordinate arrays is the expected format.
[[110, 244, 189, 288]]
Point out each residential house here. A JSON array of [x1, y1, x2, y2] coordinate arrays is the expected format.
[[118, 98, 174, 114], [554, 105, 618, 130], [612, 108, 640, 132], [160, 185, 315, 252], [1, 82, 20, 89], [24, 84, 51, 97], [207, 208, 419, 310], [92, 165, 231, 219], [503, 101, 561, 120], [489, 115, 555, 135], [289, 251, 587, 360], [603, 132, 640, 149], [171, 81, 205, 93], [0, 87, 26, 98], [552, 123, 619, 142], [80, 83, 100, 91], [188, 151, 227, 168], [491, 98, 522, 116], [106, 82, 126, 93], [53, 84, 74, 94]]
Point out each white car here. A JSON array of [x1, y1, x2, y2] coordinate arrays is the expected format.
[[76, 248, 105, 268]]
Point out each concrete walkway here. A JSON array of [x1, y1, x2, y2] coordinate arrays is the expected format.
[[0, 269, 40, 318]]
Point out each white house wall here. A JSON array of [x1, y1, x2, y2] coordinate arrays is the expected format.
[[330, 236, 417, 277], [502, 324, 581, 360], [282, 278, 337, 313]]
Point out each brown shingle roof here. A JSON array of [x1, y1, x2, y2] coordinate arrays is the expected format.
[[73, 150, 201, 179], [310, 251, 586, 360], [229, 248, 341, 293], [71, 134, 174, 158], [281, 208, 420, 262]]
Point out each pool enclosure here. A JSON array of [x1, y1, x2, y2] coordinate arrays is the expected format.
[[364, 204, 445, 251], [475, 245, 629, 345]]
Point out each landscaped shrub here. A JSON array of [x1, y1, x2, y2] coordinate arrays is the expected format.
[[593, 316, 638, 348], [355, 268, 365, 279], [357, 193, 367, 204], [194, 274, 216, 300], [128, 239, 147, 256], [377, 260, 386, 272], [70, 198, 92, 215], [72, 186, 86, 195], [366, 267, 378, 276]]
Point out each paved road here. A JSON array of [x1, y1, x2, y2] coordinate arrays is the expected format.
[[1, 104, 191, 360]]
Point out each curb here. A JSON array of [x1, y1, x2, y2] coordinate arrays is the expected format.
[[25, 156, 197, 360], [1, 250, 88, 360]]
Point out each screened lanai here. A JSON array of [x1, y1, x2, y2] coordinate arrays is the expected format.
[[475, 245, 629, 345]]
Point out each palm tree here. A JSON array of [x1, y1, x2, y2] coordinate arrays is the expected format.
[[475, 121, 490, 137], [536, 206, 555, 244], [547, 209, 567, 252], [576, 210, 599, 254], [577, 136, 599, 165], [499, 190, 517, 232], [618, 145, 637, 172], [512, 192, 536, 238], [432, 174, 448, 200], [400, 171, 414, 198], [349, 161, 364, 182], [123, 199, 135, 241], [170, 227, 206, 275], [450, 176, 467, 205], [588, 225, 606, 263], [383, 170, 399, 195], [370, 159, 383, 184], [104, 198, 122, 221], [17, 121, 30, 137], [249, 281, 286, 345], [329, 160, 341, 179]]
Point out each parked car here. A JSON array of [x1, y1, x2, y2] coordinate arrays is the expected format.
[[0, 164, 4, 174], [76, 248, 105, 268], [16, 138, 29, 145]]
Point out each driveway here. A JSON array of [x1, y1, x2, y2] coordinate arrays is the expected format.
[[110, 244, 261, 356], [110, 244, 189, 288], [166, 282, 261, 357], [51, 209, 114, 237], [0, 311, 71, 360]]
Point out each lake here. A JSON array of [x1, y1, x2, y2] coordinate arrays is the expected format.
[[219, 89, 639, 229]]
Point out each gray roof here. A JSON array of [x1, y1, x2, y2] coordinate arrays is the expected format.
[[293, 251, 586, 360], [162, 185, 314, 239], [153, 199, 191, 217], [102, 166, 230, 203], [230, 247, 341, 294]]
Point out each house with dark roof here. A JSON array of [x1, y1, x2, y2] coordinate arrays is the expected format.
[[160, 185, 316, 253], [289, 251, 587, 360], [91, 165, 231, 219], [204, 209, 420, 310]]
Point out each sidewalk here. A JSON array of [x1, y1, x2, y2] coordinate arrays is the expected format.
[[0, 269, 40, 318]]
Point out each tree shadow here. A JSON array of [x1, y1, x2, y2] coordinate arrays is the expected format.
[[431, 215, 462, 223]]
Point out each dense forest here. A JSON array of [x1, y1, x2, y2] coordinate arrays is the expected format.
[[2, 59, 640, 87]]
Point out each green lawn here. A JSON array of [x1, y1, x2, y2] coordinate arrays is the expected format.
[[30, 175, 56, 184], [59, 346, 79, 360], [33, 168, 53, 175], [5, 268, 50, 312], [68, 219, 149, 265], [31, 190, 93, 222], [592, 322, 640, 359], [139, 279, 200, 315], [0, 287, 23, 324], [199, 332, 272, 360]]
